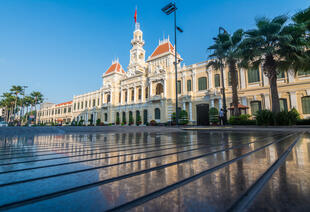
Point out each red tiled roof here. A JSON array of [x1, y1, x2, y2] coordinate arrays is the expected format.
[[150, 42, 174, 58], [104, 62, 125, 75], [56, 101, 72, 107], [228, 104, 249, 110]]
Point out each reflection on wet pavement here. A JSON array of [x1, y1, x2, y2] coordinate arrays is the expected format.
[[0, 131, 308, 211]]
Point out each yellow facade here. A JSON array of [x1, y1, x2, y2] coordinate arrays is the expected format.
[[37, 23, 310, 125]]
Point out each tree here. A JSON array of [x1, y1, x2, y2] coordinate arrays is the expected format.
[[207, 28, 244, 116], [30, 91, 43, 111], [0, 93, 16, 122], [10, 85, 24, 119], [239, 15, 308, 113]]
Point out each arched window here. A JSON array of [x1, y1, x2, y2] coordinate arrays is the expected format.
[[119, 92, 121, 103], [138, 88, 142, 100], [214, 74, 220, 87], [122, 112, 126, 123], [302, 96, 310, 114], [250, 101, 262, 115], [131, 89, 134, 101], [155, 108, 160, 120], [107, 94, 111, 103], [145, 87, 149, 99], [156, 83, 164, 95], [125, 91, 128, 102]]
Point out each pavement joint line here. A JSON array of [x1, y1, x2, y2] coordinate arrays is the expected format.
[[0, 133, 288, 174], [0, 131, 275, 152], [106, 133, 299, 212], [0, 133, 296, 210], [0, 138, 192, 159], [0, 142, 218, 174], [0, 133, 276, 166], [227, 133, 303, 212], [0, 140, 188, 163], [0, 137, 191, 156], [0, 138, 127, 152]]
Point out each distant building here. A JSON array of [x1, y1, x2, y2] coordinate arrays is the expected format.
[[37, 101, 72, 124], [0, 107, 4, 121], [37, 22, 310, 125]]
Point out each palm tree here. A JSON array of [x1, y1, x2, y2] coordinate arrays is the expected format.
[[22, 96, 33, 123], [10, 85, 24, 119], [239, 15, 308, 113], [30, 91, 43, 122], [207, 28, 244, 116], [1, 92, 16, 122]]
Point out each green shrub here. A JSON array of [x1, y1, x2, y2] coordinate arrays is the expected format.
[[255, 110, 274, 126], [209, 107, 219, 125], [275, 108, 300, 125], [228, 114, 255, 125], [96, 119, 101, 126], [172, 110, 189, 125], [78, 120, 84, 126]]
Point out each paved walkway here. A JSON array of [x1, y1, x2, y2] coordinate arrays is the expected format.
[[0, 131, 308, 211]]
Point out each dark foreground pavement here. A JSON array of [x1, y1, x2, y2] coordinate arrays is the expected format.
[[0, 128, 309, 211]]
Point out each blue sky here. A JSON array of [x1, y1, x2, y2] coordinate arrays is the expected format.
[[0, 0, 309, 103]]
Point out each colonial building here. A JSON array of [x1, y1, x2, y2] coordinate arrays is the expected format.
[[37, 22, 310, 125], [37, 101, 72, 125]]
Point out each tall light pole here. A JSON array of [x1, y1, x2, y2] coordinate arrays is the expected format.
[[162, 2, 183, 125], [219, 27, 228, 125]]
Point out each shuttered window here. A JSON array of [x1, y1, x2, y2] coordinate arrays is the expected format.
[[198, 77, 207, 91], [279, 98, 288, 111], [250, 101, 262, 115], [215, 74, 220, 87], [248, 68, 260, 83], [155, 108, 160, 119], [302, 96, 310, 114], [177, 80, 181, 94], [187, 80, 192, 91], [228, 72, 232, 86]]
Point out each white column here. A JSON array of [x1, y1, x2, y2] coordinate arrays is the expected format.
[[211, 99, 215, 107], [288, 70, 295, 83], [121, 90, 124, 105], [141, 85, 144, 102], [149, 81, 152, 97], [240, 69, 246, 89], [264, 94, 271, 109], [182, 76, 185, 94], [219, 98, 222, 109], [192, 74, 196, 92], [189, 102, 193, 121], [164, 80, 167, 98], [183, 102, 186, 110], [127, 88, 129, 103], [289, 91, 297, 109], [208, 71, 213, 89]]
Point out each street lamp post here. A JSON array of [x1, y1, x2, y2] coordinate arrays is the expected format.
[[162, 2, 182, 126], [218, 27, 228, 125]]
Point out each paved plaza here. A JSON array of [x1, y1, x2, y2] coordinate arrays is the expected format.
[[0, 127, 309, 211]]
